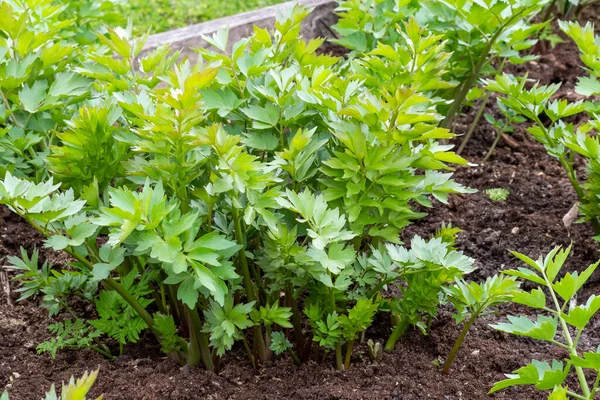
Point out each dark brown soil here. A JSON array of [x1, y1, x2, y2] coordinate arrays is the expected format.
[[3, 13, 600, 400]]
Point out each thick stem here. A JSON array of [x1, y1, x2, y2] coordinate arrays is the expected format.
[[286, 283, 305, 354], [197, 331, 215, 371], [442, 313, 478, 374], [254, 325, 268, 362], [187, 306, 214, 370], [328, 287, 344, 370], [457, 92, 491, 155], [441, 29, 505, 129], [344, 340, 354, 370], [232, 206, 256, 303], [185, 307, 201, 367], [265, 324, 273, 361], [384, 317, 410, 351]]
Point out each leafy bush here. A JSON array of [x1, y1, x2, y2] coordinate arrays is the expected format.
[[1, 4, 475, 371], [0, 0, 121, 181], [491, 247, 600, 399], [333, 0, 549, 132], [485, 21, 600, 238]]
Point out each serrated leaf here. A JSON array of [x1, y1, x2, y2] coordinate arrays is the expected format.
[[511, 288, 547, 309], [491, 315, 558, 342]]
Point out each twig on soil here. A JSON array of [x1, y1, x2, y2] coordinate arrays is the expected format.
[[1, 270, 12, 306]]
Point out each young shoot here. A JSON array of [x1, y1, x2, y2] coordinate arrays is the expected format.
[[491, 246, 600, 399], [442, 275, 519, 374]]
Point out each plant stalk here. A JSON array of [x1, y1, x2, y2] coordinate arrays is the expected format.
[[483, 127, 503, 162], [441, 28, 505, 129], [286, 283, 304, 355], [329, 287, 344, 370], [442, 313, 478, 374], [384, 317, 410, 351], [186, 306, 214, 370], [544, 273, 591, 397], [457, 92, 490, 155], [344, 340, 353, 370], [231, 206, 256, 303]]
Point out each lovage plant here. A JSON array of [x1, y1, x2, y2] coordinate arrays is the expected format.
[[491, 246, 600, 399], [0, 0, 122, 181], [485, 20, 600, 238], [3, 5, 473, 372], [333, 0, 549, 135]]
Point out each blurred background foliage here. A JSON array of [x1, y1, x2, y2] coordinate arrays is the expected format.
[[117, 0, 287, 35]]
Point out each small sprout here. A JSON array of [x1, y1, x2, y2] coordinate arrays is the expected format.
[[270, 331, 300, 365], [367, 339, 381, 361], [485, 188, 509, 202], [443, 275, 519, 374]]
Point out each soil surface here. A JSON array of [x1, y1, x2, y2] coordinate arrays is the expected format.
[[3, 11, 600, 400]]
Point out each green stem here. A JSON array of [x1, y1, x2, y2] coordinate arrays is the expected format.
[[185, 307, 201, 367], [367, 277, 396, 299], [232, 206, 256, 303], [187, 306, 214, 370], [344, 340, 353, 370], [242, 336, 256, 369], [288, 348, 301, 366], [104, 277, 158, 337], [254, 325, 268, 362], [442, 312, 478, 374], [328, 287, 344, 370], [543, 272, 591, 397], [483, 128, 503, 162], [441, 26, 507, 129], [384, 317, 410, 351], [566, 391, 588, 400], [197, 331, 215, 371], [457, 92, 491, 155], [286, 283, 304, 355], [265, 324, 273, 360], [590, 370, 600, 397]]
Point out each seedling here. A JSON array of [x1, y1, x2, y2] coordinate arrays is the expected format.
[[442, 275, 519, 374], [485, 188, 510, 202], [1, 370, 102, 400], [367, 339, 381, 361], [491, 246, 600, 399]]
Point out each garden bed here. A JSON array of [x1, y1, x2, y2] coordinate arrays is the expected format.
[[2, 3, 600, 400]]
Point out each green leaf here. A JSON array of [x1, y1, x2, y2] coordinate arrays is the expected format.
[[491, 315, 558, 342], [511, 288, 547, 309], [569, 347, 600, 370], [177, 276, 198, 309], [553, 261, 599, 302], [19, 80, 48, 112], [561, 295, 600, 329], [241, 103, 280, 129], [575, 76, 600, 96], [503, 268, 546, 286], [489, 360, 569, 394]]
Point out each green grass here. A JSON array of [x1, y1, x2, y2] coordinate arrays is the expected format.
[[118, 0, 288, 35]]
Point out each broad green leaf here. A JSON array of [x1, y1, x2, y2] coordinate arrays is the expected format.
[[491, 315, 557, 342], [511, 288, 547, 309]]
